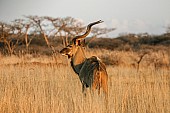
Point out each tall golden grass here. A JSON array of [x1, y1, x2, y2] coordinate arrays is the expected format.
[[0, 50, 169, 113]]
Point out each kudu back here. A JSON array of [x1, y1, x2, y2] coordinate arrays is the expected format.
[[60, 20, 108, 95]]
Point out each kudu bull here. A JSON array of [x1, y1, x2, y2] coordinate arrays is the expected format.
[[60, 20, 108, 95]]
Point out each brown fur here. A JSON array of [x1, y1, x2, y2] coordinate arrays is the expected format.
[[78, 56, 108, 95], [60, 20, 108, 96]]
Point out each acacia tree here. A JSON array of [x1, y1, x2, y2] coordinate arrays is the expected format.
[[0, 22, 10, 54], [47, 16, 115, 47], [1, 16, 115, 55], [25, 16, 48, 44], [46, 16, 84, 47], [25, 15, 57, 53], [46, 17, 67, 47], [0, 21, 24, 55], [91, 27, 116, 36], [13, 19, 34, 53]]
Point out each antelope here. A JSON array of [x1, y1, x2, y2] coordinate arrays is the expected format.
[[60, 20, 108, 95]]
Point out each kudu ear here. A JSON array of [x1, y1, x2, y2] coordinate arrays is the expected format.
[[72, 38, 81, 46], [78, 40, 81, 46]]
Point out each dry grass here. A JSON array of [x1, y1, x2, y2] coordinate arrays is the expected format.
[[0, 50, 169, 113]]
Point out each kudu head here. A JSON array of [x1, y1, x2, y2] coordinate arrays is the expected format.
[[60, 20, 103, 58]]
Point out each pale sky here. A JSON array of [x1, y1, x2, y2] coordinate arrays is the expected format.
[[0, 0, 170, 37]]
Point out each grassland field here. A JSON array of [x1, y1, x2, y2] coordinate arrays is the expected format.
[[0, 49, 169, 113]]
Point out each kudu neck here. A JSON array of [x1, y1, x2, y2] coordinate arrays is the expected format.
[[71, 46, 86, 66]]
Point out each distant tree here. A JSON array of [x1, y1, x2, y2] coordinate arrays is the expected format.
[[166, 24, 170, 34], [81, 27, 116, 48], [91, 27, 115, 36], [25, 15, 56, 53], [0, 21, 23, 55], [12, 18, 34, 53], [46, 16, 115, 47], [46, 16, 84, 47], [1, 16, 115, 55]]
